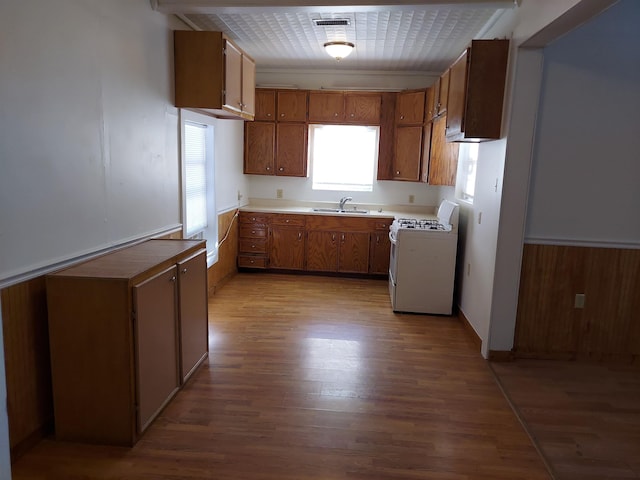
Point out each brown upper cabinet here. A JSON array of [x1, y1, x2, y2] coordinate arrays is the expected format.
[[174, 31, 255, 120], [254, 89, 276, 121], [277, 90, 308, 122], [446, 39, 510, 142], [344, 93, 382, 124], [308, 92, 382, 124], [308, 92, 344, 122], [395, 90, 426, 125]]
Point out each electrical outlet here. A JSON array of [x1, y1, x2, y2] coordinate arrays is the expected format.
[[574, 293, 586, 309], [237, 190, 243, 201], [409, 194, 415, 204], [276, 188, 283, 199]]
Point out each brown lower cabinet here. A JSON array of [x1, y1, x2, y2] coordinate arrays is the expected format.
[[239, 212, 393, 275], [46, 239, 208, 446]]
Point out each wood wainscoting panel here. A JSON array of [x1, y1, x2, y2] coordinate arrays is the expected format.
[[515, 243, 640, 358], [207, 209, 239, 296], [1, 277, 53, 458]]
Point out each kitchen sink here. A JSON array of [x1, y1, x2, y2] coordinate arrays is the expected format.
[[311, 207, 369, 214]]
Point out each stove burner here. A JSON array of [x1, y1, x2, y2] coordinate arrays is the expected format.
[[395, 218, 448, 231]]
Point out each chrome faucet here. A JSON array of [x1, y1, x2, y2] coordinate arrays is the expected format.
[[339, 196, 353, 210]]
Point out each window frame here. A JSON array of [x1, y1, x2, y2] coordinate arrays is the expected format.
[[180, 110, 218, 266], [308, 124, 380, 193]]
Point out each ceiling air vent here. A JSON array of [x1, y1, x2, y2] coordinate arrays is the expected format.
[[313, 18, 351, 27]]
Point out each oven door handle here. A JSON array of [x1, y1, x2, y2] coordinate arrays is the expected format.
[[388, 231, 397, 245]]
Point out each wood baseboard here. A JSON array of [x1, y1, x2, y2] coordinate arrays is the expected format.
[[488, 350, 515, 362], [457, 310, 482, 349]]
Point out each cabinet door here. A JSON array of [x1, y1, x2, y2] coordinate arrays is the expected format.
[[376, 92, 396, 180], [133, 266, 179, 433], [245, 122, 275, 175], [396, 90, 425, 125], [223, 39, 243, 114], [446, 49, 468, 141], [429, 115, 459, 186], [420, 122, 433, 183], [436, 69, 450, 116], [393, 126, 423, 181], [255, 89, 276, 121], [276, 123, 307, 177], [369, 229, 391, 274], [277, 90, 308, 122], [308, 92, 344, 123], [425, 86, 436, 121], [339, 232, 370, 273], [241, 54, 256, 117], [271, 227, 305, 270], [345, 93, 382, 124], [306, 231, 338, 272], [177, 251, 208, 383]]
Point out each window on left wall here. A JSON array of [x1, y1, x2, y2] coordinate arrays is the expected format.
[[180, 110, 218, 266]]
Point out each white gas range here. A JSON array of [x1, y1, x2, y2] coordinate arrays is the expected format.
[[388, 200, 459, 315]]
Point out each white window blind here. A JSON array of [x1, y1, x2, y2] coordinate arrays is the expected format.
[[183, 121, 208, 237]]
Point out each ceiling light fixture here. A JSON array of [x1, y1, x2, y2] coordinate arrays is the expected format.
[[324, 41, 355, 61]]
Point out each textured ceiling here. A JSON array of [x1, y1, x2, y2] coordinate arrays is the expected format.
[[155, 1, 514, 73]]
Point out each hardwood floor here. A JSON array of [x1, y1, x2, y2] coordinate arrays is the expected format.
[[492, 359, 640, 480], [11, 273, 550, 479]]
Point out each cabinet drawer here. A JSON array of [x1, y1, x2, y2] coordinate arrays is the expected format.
[[374, 219, 393, 230], [238, 255, 268, 269], [239, 213, 270, 225], [239, 238, 267, 253], [271, 214, 306, 227], [239, 225, 268, 238]]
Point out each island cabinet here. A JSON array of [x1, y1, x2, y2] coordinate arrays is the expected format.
[[174, 31, 255, 120], [45, 239, 208, 446], [270, 214, 306, 270], [446, 39, 509, 142]]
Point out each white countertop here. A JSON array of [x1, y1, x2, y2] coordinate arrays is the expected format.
[[240, 198, 439, 220]]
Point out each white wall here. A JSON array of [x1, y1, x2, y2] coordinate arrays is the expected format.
[[0, 0, 184, 286], [454, 0, 616, 356], [252, 69, 451, 208], [0, 0, 188, 473], [526, 0, 640, 247], [487, 0, 622, 354], [211, 119, 249, 212]]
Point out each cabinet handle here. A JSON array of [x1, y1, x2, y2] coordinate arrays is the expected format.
[[396, 170, 400, 175], [400, 115, 405, 120], [298, 232, 302, 240], [251, 230, 256, 234], [252, 244, 256, 248], [266, 166, 271, 171], [267, 113, 272, 117], [169, 276, 176, 282], [285, 219, 290, 223], [341, 234, 345, 242], [251, 217, 256, 221], [279, 167, 284, 171], [350, 113, 355, 117], [332, 234, 336, 242], [181, 268, 188, 274], [280, 113, 285, 117], [334, 112, 338, 117], [376, 235, 380, 245]]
